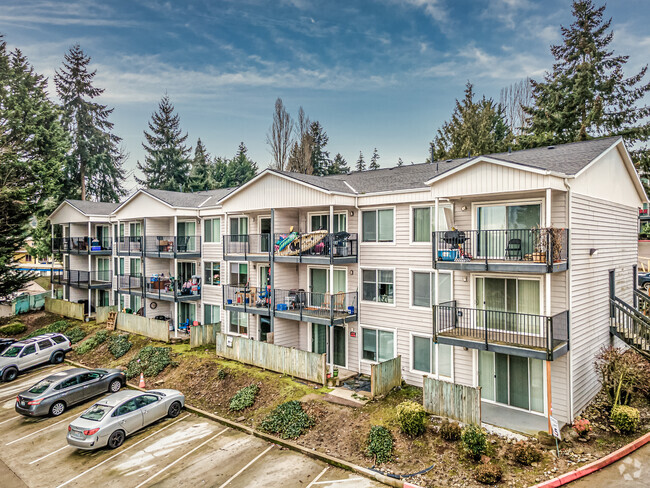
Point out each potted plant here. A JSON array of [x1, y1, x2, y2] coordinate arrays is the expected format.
[[532, 226, 547, 263], [549, 227, 564, 262]]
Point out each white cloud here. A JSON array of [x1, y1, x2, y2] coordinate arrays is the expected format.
[[391, 0, 449, 24]]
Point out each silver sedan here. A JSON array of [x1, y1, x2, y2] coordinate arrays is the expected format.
[[66, 389, 185, 450]]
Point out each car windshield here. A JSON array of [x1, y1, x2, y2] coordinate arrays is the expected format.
[[28, 380, 54, 394], [1, 346, 23, 357], [81, 404, 112, 421]]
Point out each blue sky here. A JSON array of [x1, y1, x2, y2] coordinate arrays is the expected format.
[[2, 0, 649, 192]]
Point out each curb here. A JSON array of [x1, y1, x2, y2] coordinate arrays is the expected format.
[[530, 431, 650, 487], [64, 359, 403, 488]]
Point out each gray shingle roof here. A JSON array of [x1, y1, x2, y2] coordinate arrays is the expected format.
[[271, 170, 357, 194], [65, 199, 119, 215], [197, 187, 238, 207]]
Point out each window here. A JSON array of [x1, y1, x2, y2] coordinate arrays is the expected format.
[[362, 209, 394, 242], [412, 336, 452, 377], [475, 277, 540, 334], [412, 271, 452, 307], [413, 205, 452, 242], [115, 399, 138, 416], [37, 339, 53, 350], [52, 335, 67, 344], [362, 327, 394, 362], [362, 269, 394, 303], [20, 344, 36, 357], [60, 376, 79, 389], [129, 258, 141, 276], [131, 295, 142, 313], [78, 372, 101, 383], [204, 262, 221, 285], [204, 218, 221, 243], [230, 217, 248, 241], [229, 263, 248, 286], [204, 304, 220, 325], [229, 311, 248, 335], [310, 213, 347, 232], [135, 395, 159, 408]]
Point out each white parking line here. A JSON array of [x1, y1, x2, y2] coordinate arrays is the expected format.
[[134, 427, 228, 488], [56, 414, 190, 488], [306, 467, 329, 488], [217, 444, 274, 488], [0, 415, 21, 426], [311, 478, 366, 485], [5, 413, 77, 446], [29, 445, 71, 464]]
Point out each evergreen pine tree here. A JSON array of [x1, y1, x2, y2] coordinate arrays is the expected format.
[[369, 148, 380, 170], [0, 37, 68, 295], [355, 152, 366, 171], [189, 138, 216, 191], [397, 157, 404, 167], [329, 153, 349, 174], [211, 157, 228, 188], [136, 95, 192, 191], [223, 143, 258, 187], [309, 121, 331, 176], [55, 44, 125, 202]]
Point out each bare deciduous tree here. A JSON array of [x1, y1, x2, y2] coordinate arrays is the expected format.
[[266, 97, 294, 171], [286, 106, 314, 173], [499, 78, 533, 135]]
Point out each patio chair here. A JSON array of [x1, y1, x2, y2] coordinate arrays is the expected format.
[[505, 238, 523, 260]]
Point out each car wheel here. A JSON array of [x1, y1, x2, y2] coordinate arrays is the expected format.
[[108, 379, 122, 393], [167, 401, 182, 418], [50, 401, 66, 417], [2, 367, 18, 382], [108, 430, 125, 449], [51, 351, 64, 364]]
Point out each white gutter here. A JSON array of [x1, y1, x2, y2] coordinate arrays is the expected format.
[[564, 177, 574, 420]]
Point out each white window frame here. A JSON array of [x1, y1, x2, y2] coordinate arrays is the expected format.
[[471, 272, 545, 321], [359, 325, 397, 364], [360, 267, 395, 306], [359, 206, 396, 245], [204, 218, 221, 244], [204, 261, 221, 286], [409, 332, 454, 381], [228, 310, 248, 337], [308, 323, 349, 370], [409, 269, 453, 310], [229, 215, 249, 236], [204, 304, 221, 325], [470, 198, 546, 230], [228, 261, 248, 286], [409, 203, 453, 244], [307, 211, 348, 233]]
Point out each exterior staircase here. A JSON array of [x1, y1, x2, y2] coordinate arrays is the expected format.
[[610, 290, 650, 360]]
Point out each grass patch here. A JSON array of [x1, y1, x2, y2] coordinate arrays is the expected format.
[[0, 322, 27, 336], [21, 320, 70, 339]]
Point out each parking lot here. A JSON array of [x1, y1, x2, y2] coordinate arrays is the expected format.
[[0, 365, 387, 488]]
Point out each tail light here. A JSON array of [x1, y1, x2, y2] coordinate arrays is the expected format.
[[27, 398, 43, 405], [83, 428, 100, 436], [16, 396, 20, 403], [68, 425, 71, 432]]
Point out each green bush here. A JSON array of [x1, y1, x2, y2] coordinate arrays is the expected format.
[[0, 322, 27, 336], [511, 441, 542, 465], [216, 369, 227, 380], [229, 384, 260, 411], [395, 400, 427, 437], [108, 335, 132, 359], [365, 426, 394, 464], [610, 405, 640, 434], [440, 419, 462, 441], [461, 424, 487, 461], [76, 330, 109, 355], [22, 320, 69, 339], [65, 326, 86, 344], [259, 400, 314, 439], [474, 464, 502, 485], [125, 346, 173, 379]]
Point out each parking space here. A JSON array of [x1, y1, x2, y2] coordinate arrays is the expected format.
[[0, 365, 387, 488]]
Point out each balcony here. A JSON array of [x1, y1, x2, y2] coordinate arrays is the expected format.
[[433, 228, 568, 273], [52, 237, 111, 255], [52, 270, 112, 289], [116, 236, 144, 256], [273, 289, 358, 325], [144, 276, 201, 302], [223, 234, 272, 262], [273, 232, 358, 264], [116, 274, 144, 296], [144, 235, 201, 259], [433, 302, 569, 361], [223, 285, 271, 316]]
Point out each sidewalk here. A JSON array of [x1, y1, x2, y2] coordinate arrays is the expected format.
[[568, 442, 650, 487]]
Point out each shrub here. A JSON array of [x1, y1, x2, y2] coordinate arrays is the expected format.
[[461, 424, 487, 461], [511, 441, 542, 466], [108, 335, 132, 359], [365, 426, 393, 464], [65, 326, 86, 344], [440, 419, 462, 441], [595, 346, 650, 404], [259, 400, 314, 439], [229, 384, 259, 411], [610, 405, 640, 434], [76, 330, 109, 355], [475, 464, 502, 485], [395, 400, 427, 437], [216, 369, 227, 380], [22, 320, 69, 339], [125, 346, 173, 379], [573, 418, 592, 438], [0, 322, 27, 336]]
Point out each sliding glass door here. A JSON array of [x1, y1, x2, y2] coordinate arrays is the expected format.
[[477, 203, 541, 258], [177, 221, 197, 251], [309, 268, 346, 307], [475, 277, 541, 334], [311, 323, 346, 367]]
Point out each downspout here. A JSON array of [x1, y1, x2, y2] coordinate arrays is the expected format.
[[564, 177, 574, 421], [355, 195, 361, 375]]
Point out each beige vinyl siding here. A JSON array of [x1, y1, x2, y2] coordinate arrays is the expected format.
[[202, 216, 224, 261], [145, 257, 172, 276], [273, 318, 300, 348], [68, 287, 87, 303], [274, 209, 299, 233], [69, 254, 87, 271], [551, 190, 567, 227], [551, 354, 570, 423], [569, 193, 638, 416], [145, 217, 173, 237]]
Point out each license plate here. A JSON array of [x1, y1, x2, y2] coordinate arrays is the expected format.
[[71, 430, 84, 439], [20, 401, 26, 407]]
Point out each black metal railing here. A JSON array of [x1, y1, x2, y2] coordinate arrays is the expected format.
[[116, 274, 143, 294], [116, 236, 144, 255], [224, 234, 272, 259], [51, 268, 65, 284], [53, 270, 112, 288], [144, 235, 201, 257], [433, 301, 569, 359], [433, 228, 568, 270], [634, 289, 650, 316], [273, 289, 357, 322], [52, 237, 111, 254], [144, 276, 201, 300], [223, 284, 271, 312], [610, 297, 650, 357], [273, 232, 358, 261]]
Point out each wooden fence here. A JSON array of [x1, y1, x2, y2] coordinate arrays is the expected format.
[[190, 323, 220, 348], [116, 313, 169, 342], [96, 306, 118, 324], [45, 297, 84, 321], [370, 355, 402, 398], [215, 333, 326, 385], [423, 377, 481, 425]]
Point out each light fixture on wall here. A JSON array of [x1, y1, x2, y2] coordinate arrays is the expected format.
[[461, 206, 467, 211], [349, 269, 354, 275], [589, 248, 599, 257], [350, 211, 354, 216]]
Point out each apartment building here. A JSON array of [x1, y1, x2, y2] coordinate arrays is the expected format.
[[49, 137, 646, 433]]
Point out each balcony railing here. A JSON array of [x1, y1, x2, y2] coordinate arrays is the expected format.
[[273, 232, 358, 261], [433, 301, 569, 360], [144, 235, 200, 257], [223, 234, 272, 260], [52, 270, 112, 288], [274, 289, 358, 323], [433, 228, 568, 272], [116, 236, 144, 255], [144, 276, 201, 300], [223, 284, 271, 313], [116, 274, 143, 294], [52, 237, 111, 254]]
